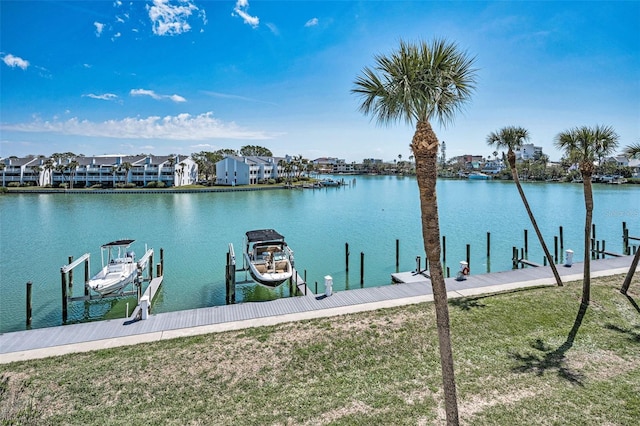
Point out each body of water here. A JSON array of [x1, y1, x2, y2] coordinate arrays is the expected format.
[[1, 177, 638, 333]]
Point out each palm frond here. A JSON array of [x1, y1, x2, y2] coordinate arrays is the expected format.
[[352, 38, 477, 128], [554, 125, 619, 164], [486, 126, 529, 150], [624, 143, 640, 158]]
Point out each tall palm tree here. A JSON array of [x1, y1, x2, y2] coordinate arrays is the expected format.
[[487, 126, 562, 287], [554, 125, 619, 305], [353, 38, 477, 425]]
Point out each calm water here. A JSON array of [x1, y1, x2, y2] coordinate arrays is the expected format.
[[1, 177, 638, 333]]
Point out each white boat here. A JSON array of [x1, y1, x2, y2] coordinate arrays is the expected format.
[[468, 172, 490, 180], [243, 229, 294, 287], [87, 239, 138, 296], [319, 178, 341, 187]]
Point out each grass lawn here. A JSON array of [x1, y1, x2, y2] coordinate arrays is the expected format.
[[1, 274, 639, 425]]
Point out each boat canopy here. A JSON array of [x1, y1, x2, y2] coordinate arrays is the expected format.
[[245, 229, 285, 243], [101, 239, 135, 248]]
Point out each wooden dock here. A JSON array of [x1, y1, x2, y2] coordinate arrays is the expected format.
[[1, 255, 636, 364]]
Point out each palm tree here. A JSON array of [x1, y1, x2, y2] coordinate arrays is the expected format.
[[487, 126, 562, 287], [554, 125, 619, 305], [353, 38, 477, 425], [110, 166, 118, 188], [120, 162, 132, 185], [625, 142, 640, 158], [67, 160, 79, 189]]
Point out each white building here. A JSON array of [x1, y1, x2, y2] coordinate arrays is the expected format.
[[1, 154, 198, 188], [515, 144, 543, 161], [215, 156, 284, 185]]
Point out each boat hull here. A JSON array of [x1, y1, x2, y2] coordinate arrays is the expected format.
[[87, 263, 137, 296], [244, 253, 292, 288]]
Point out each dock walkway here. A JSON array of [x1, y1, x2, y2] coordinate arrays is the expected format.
[[1, 256, 636, 364]]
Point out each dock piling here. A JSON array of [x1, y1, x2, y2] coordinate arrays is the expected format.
[[395, 239, 400, 269], [486, 232, 491, 258], [345, 243, 350, 272], [466, 244, 470, 268], [524, 230, 528, 255], [68, 256, 74, 291], [61, 272, 68, 323], [442, 236, 446, 263], [26, 281, 32, 328], [360, 252, 365, 287]]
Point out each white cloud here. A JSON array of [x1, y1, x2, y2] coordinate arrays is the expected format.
[[130, 88, 187, 103], [2, 112, 276, 141], [265, 23, 279, 35], [233, 0, 259, 28], [305, 18, 318, 27], [2, 54, 30, 70], [84, 93, 118, 101], [169, 94, 187, 103], [147, 0, 202, 36], [94, 21, 105, 37]]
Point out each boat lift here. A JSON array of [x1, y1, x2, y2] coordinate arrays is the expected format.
[[225, 243, 311, 304], [60, 247, 160, 323]]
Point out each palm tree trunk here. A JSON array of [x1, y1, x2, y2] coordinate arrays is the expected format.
[[412, 120, 459, 425], [582, 167, 594, 305], [507, 151, 563, 286], [620, 249, 640, 295]]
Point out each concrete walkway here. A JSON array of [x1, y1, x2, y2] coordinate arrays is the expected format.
[[0, 255, 636, 364]]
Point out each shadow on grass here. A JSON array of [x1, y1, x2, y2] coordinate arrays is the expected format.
[[623, 293, 640, 313], [449, 296, 487, 311], [509, 303, 588, 386], [604, 323, 640, 343], [449, 286, 549, 312]]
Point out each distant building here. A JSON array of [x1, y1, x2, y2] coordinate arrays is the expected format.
[[313, 157, 354, 174], [515, 144, 543, 161], [1, 154, 197, 188], [215, 155, 285, 185], [481, 160, 506, 174]]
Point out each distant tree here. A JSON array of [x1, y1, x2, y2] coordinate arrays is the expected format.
[[487, 126, 563, 287], [31, 165, 42, 186], [67, 160, 79, 189], [240, 145, 272, 157], [353, 38, 477, 425], [191, 151, 223, 182], [119, 162, 132, 185], [55, 164, 66, 187], [555, 125, 619, 306], [217, 148, 238, 156], [111, 166, 118, 187]]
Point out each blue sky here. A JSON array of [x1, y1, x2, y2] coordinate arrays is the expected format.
[[1, 1, 638, 162]]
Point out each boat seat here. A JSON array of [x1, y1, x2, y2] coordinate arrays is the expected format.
[[255, 264, 268, 274], [274, 260, 289, 272]]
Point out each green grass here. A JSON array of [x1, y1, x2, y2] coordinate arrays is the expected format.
[[1, 274, 639, 425]]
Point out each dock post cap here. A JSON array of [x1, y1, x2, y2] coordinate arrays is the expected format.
[[140, 295, 150, 320], [565, 249, 574, 267], [324, 275, 333, 297]]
